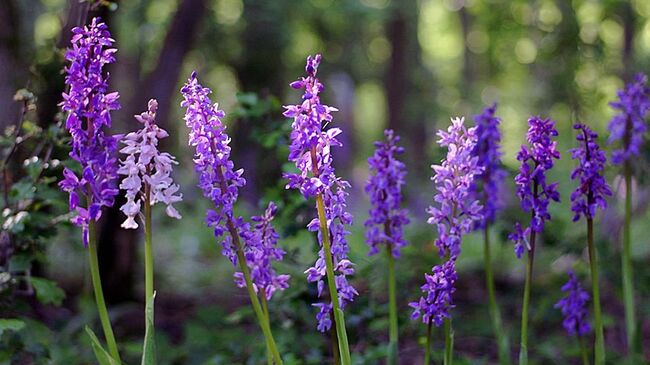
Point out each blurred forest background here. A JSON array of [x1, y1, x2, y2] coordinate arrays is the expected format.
[[1, 0, 650, 364]]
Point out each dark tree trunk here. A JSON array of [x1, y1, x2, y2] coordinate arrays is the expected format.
[[384, 8, 407, 136], [232, 0, 289, 205], [98, 0, 207, 304], [127, 0, 207, 132], [0, 0, 23, 129], [622, 1, 634, 80], [384, 1, 429, 184]]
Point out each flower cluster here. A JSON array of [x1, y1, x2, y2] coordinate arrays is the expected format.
[[510, 117, 560, 258], [555, 271, 591, 337], [608, 73, 650, 165], [409, 260, 457, 327], [364, 129, 410, 257], [427, 117, 484, 259], [180, 72, 246, 265], [472, 103, 507, 226], [118, 99, 182, 229], [59, 17, 120, 246], [284, 54, 358, 332], [411, 117, 483, 327], [570, 124, 612, 221], [234, 202, 290, 300]]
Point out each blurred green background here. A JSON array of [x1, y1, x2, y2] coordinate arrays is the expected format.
[[1, 0, 650, 364]]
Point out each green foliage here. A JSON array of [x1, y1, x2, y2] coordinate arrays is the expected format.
[[29, 277, 65, 306], [85, 326, 121, 365]]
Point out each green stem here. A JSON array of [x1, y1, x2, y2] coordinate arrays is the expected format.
[[227, 218, 283, 364], [261, 293, 273, 365], [424, 318, 432, 365], [315, 193, 352, 365], [331, 313, 341, 365], [444, 317, 453, 365], [143, 185, 156, 364], [579, 336, 590, 365], [386, 240, 398, 365], [622, 162, 635, 356], [519, 229, 536, 365], [212, 161, 282, 364], [87, 219, 121, 363], [310, 147, 351, 365], [587, 218, 604, 365], [484, 224, 510, 365]]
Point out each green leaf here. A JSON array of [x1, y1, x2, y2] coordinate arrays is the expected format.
[[29, 277, 65, 306], [0, 318, 26, 336], [8, 253, 33, 272], [85, 326, 121, 365], [141, 291, 156, 365]]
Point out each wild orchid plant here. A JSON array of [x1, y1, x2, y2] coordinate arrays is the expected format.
[[52, 16, 650, 362], [410, 117, 484, 365], [606, 74, 650, 356], [58, 17, 122, 363], [180, 72, 286, 364], [570, 123, 611, 365], [118, 98, 183, 363], [471, 103, 509, 365], [364, 129, 409, 365], [283, 54, 357, 365], [555, 271, 591, 365], [509, 117, 560, 365]]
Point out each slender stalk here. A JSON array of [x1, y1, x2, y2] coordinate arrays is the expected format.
[[519, 228, 536, 365], [261, 293, 273, 365], [310, 147, 351, 365], [586, 218, 605, 365], [385, 225, 398, 365], [424, 318, 433, 365], [621, 162, 635, 355], [143, 184, 156, 365], [519, 182, 538, 365], [213, 164, 282, 364], [484, 224, 510, 365], [579, 336, 590, 365], [443, 317, 453, 365], [87, 219, 121, 362], [315, 193, 352, 365], [331, 314, 341, 365], [226, 218, 283, 364]]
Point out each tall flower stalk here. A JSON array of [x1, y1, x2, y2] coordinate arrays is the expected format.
[[607, 74, 650, 355], [58, 17, 121, 362], [555, 271, 592, 365], [471, 103, 509, 365], [509, 117, 560, 365], [364, 129, 409, 365], [181, 72, 283, 364], [284, 54, 357, 365], [410, 117, 483, 365], [118, 99, 183, 363], [570, 123, 611, 365]]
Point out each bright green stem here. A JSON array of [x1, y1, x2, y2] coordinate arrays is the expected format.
[[331, 314, 341, 365], [519, 229, 536, 365], [227, 218, 282, 364], [586, 218, 604, 365], [621, 163, 636, 355], [143, 187, 156, 364], [386, 243, 398, 365], [315, 193, 352, 365], [579, 336, 590, 365], [424, 318, 432, 365], [484, 224, 510, 365], [261, 293, 273, 365], [444, 317, 453, 365], [87, 220, 121, 363]]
